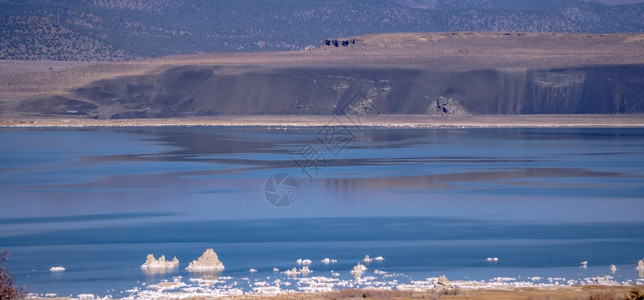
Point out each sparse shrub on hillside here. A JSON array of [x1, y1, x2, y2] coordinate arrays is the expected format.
[[626, 289, 644, 300], [1, 0, 642, 60], [0, 252, 25, 300]]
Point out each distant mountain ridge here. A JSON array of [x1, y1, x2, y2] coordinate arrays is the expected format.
[[0, 0, 642, 61]]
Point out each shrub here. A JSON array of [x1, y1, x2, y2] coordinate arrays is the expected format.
[[0, 252, 25, 300], [626, 289, 643, 300]]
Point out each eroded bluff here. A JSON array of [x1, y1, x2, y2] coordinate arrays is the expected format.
[[24, 65, 644, 118]]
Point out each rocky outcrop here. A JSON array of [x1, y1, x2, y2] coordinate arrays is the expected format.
[[300, 265, 311, 276], [429, 96, 468, 116], [186, 249, 225, 272], [351, 263, 367, 278], [637, 259, 644, 277], [433, 275, 454, 294], [140, 254, 179, 270]]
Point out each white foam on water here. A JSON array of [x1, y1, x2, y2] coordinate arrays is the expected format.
[[30, 269, 643, 299]]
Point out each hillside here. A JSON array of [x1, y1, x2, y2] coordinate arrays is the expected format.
[[0, 0, 643, 61], [1, 32, 642, 119]]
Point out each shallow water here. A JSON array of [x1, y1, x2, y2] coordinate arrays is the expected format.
[[1, 127, 643, 296]]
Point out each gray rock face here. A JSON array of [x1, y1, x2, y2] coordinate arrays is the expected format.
[[431, 96, 468, 116], [22, 65, 644, 118]]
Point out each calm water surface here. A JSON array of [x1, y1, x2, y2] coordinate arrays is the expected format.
[[0, 127, 643, 296]]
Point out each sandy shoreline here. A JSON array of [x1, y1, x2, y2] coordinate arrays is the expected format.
[[26, 285, 643, 300], [2, 114, 644, 128], [243, 286, 642, 300], [252, 285, 642, 300]]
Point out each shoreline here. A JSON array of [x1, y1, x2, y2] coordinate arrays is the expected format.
[[2, 114, 644, 128], [240, 285, 643, 300], [243, 285, 642, 300], [26, 283, 644, 300]]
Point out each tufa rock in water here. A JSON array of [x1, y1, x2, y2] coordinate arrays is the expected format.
[[284, 267, 299, 276], [300, 265, 311, 276], [187, 249, 225, 272], [141, 254, 179, 270], [351, 262, 367, 279], [637, 259, 644, 277]]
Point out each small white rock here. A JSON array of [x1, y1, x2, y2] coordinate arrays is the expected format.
[[321, 258, 337, 264]]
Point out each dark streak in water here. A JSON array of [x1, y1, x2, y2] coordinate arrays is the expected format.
[[1, 217, 643, 247], [0, 213, 175, 224]]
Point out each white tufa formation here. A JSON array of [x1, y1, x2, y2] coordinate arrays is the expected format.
[[186, 249, 225, 272], [284, 267, 299, 276], [49, 266, 65, 272], [637, 260, 644, 271], [141, 254, 179, 270], [433, 275, 453, 293], [374, 256, 385, 261], [321, 258, 338, 264], [610, 265, 617, 273], [300, 265, 311, 276], [351, 262, 367, 278], [363, 255, 373, 263]]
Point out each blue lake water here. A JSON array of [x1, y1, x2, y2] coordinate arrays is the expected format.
[[0, 126, 643, 296]]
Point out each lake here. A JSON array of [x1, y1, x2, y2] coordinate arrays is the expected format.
[[1, 126, 643, 297]]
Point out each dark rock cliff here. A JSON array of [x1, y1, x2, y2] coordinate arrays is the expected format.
[[22, 65, 644, 118]]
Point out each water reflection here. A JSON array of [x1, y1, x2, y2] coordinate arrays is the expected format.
[[1, 127, 643, 296], [1, 127, 643, 224]]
